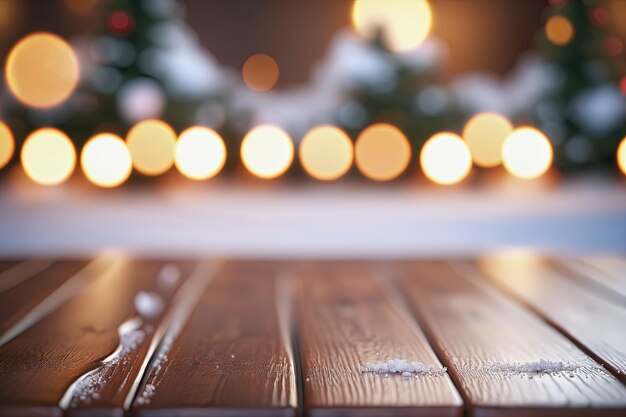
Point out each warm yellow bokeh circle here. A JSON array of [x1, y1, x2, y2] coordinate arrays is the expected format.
[[21, 128, 76, 185], [462, 113, 513, 168], [0, 121, 15, 170], [355, 123, 411, 181], [617, 136, 626, 177], [81, 133, 132, 188], [242, 54, 280, 92], [352, 0, 432, 52], [545, 15, 574, 46], [5, 32, 80, 108], [126, 119, 177, 176], [299, 126, 353, 181], [241, 125, 294, 179], [420, 132, 472, 185], [502, 127, 553, 180], [175, 126, 227, 180]]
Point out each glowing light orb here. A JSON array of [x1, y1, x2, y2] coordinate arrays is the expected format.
[[462, 113, 513, 168], [299, 126, 353, 181], [502, 127, 553, 180], [241, 125, 294, 179], [0, 121, 14, 170], [21, 128, 76, 185], [81, 133, 132, 188], [5, 32, 80, 108], [242, 54, 279, 92], [546, 16, 574, 46], [420, 132, 472, 185], [126, 119, 176, 176], [175, 126, 226, 180], [617, 137, 626, 176], [352, 0, 432, 52], [355, 123, 411, 181]]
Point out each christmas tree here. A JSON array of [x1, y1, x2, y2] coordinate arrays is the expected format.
[[532, 0, 626, 170], [332, 30, 465, 172], [4, 0, 244, 167]]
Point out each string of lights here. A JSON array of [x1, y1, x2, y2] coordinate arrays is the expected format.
[[0, 0, 624, 188], [2, 114, 623, 188]]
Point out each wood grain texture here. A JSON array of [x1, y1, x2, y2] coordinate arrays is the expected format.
[[0, 259, 193, 417], [476, 255, 626, 383], [294, 262, 462, 417], [0, 260, 20, 274], [559, 257, 626, 301], [393, 261, 626, 417], [131, 260, 297, 417], [0, 260, 53, 294], [0, 261, 87, 337]]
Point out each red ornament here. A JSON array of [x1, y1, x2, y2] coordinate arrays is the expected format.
[[603, 37, 623, 57], [589, 7, 609, 27], [107, 10, 134, 36]]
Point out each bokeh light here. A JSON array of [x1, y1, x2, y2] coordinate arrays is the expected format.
[[5, 32, 80, 108], [0, 121, 14, 170], [241, 125, 294, 179], [242, 54, 279, 92], [355, 123, 411, 181], [81, 133, 132, 188], [617, 136, 626, 176], [126, 119, 176, 176], [502, 127, 553, 180], [352, 0, 432, 52], [175, 126, 226, 180], [545, 15, 574, 46], [420, 132, 472, 185], [299, 126, 353, 181], [462, 113, 513, 168], [108, 10, 134, 36], [21, 128, 76, 186]]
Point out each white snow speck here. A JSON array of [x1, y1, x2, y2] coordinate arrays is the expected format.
[[67, 317, 145, 407], [485, 358, 580, 378], [135, 292, 164, 318], [361, 358, 447, 377], [158, 264, 181, 289], [136, 383, 156, 405]]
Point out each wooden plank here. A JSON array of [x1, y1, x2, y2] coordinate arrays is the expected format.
[[0, 260, 20, 274], [560, 257, 626, 300], [0, 259, 54, 294], [476, 254, 626, 383], [0, 257, 124, 348], [0, 258, 195, 417], [294, 262, 462, 417], [582, 256, 626, 279], [131, 260, 297, 417], [394, 261, 626, 417], [0, 261, 88, 337]]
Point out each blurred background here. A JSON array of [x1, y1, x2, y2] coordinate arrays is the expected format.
[[0, 0, 624, 257]]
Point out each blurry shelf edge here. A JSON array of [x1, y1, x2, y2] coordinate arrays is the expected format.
[[0, 171, 624, 257]]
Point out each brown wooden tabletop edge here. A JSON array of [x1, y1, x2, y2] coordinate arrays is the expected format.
[[64, 407, 125, 417], [0, 404, 62, 417], [471, 404, 626, 417], [305, 405, 463, 417], [132, 406, 297, 417]]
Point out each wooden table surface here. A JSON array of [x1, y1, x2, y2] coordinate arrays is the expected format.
[[0, 257, 624, 417]]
